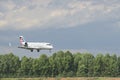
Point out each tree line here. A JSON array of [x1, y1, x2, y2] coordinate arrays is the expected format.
[[0, 51, 120, 77]]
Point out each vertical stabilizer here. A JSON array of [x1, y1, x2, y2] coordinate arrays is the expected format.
[[19, 36, 25, 45]]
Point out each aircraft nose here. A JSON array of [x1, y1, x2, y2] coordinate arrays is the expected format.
[[49, 45, 53, 49], [50, 46, 53, 49]]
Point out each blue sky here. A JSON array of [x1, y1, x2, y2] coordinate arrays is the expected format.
[[0, 0, 120, 57]]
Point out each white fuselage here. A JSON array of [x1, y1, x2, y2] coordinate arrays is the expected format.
[[23, 42, 53, 50]]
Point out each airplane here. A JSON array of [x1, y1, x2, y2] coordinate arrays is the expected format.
[[18, 36, 53, 52]]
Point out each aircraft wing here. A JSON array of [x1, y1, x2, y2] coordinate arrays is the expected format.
[[18, 46, 33, 50]]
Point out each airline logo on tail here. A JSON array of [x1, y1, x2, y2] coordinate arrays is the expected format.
[[19, 36, 25, 45]]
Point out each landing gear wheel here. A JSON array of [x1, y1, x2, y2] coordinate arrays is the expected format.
[[31, 50, 33, 52], [37, 49, 40, 52]]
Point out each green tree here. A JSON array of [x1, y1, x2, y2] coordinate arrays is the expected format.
[[73, 53, 82, 74], [94, 54, 105, 76], [39, 54, 49, 76], [33, 54, 49, 77], [0, 54, 5, 77], [0, 51, 119, 77], [62, 51, 74, 77], [117, 56, 120, 76], [54, 51, 65, 76], [49, 53, 58, 77], [109, 54, 118, 77], [0, 53, 20, 77], [32, 58, 39, 76], [102, 54, 118, 76], [20, 56, 33, 76], [77, 53, 94, 77]]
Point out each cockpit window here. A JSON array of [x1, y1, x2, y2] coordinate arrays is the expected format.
[[47, 43, 51, 45]]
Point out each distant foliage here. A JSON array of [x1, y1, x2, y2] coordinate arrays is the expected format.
[[0, 51, 120, 77]]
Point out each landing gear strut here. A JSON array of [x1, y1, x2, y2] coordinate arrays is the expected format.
[[31, 50, 33, 52], [37, 49, 40, 52]]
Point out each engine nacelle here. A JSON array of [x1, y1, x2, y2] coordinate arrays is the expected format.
[[24, 42, 28, 47]]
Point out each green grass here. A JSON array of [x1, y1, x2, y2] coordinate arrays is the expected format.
[[0, 77, 120, 80]]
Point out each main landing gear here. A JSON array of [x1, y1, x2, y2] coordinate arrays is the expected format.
[[37, 49, 40, 52], [31, 49, 33, 52], [30, 49, 40, 52], [30, 49, 51, 52]]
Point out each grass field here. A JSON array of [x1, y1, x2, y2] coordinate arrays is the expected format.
[[0, 77, 120, 80]]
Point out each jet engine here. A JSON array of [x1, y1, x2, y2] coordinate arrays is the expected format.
[[24, 42, 28, 47]]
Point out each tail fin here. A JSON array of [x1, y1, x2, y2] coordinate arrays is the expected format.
[[19, 36, 25, 45]]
